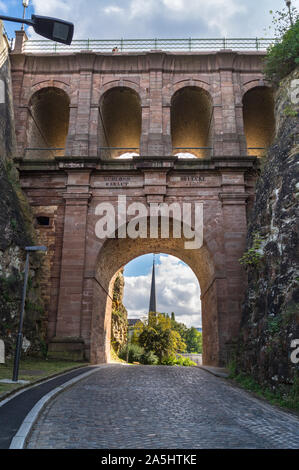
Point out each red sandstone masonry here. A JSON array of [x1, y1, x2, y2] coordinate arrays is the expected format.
[[11, 48, 269, 366]]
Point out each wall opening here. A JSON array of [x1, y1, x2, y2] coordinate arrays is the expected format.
[[98, 87, 141, 159], [90, 219, 218, 366], [243, 86, 275, 157], [26, 87, 70, 159], [171, 86, 213, 159]]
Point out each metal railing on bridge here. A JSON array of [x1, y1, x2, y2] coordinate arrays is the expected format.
[[23, 37, 276, 54]]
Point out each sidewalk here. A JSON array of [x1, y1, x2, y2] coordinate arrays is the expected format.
[[0, 365, 97, 449]]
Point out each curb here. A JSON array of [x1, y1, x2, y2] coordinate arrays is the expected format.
[[9, 366, 102, 449], [198, 365, 229, 378]]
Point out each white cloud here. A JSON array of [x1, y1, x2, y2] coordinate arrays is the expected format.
[[123, 255, 202, 328], [104, 6, 124, 15], [29, 0, 288, 39]]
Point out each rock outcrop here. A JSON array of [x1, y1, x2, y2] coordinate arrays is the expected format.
[[237, 68, 299, 393], [111, 270, 128, 354], [0, 23, 46, 358]]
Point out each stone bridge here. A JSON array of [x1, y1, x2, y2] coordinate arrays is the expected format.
[[10, 32, 276, 366]]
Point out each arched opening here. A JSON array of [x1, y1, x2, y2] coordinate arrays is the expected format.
[[90, 218, 218, 367], [26, 87, 70, 158], [121, 253, 202, 363], [171, 86, 213, 159], [98, 87, 142, 159], [243, 86, 275, 157]]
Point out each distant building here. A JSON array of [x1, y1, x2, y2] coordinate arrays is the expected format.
[[128, 319, 140, 327]]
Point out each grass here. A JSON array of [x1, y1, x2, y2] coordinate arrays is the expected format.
[[0, 357, 89, 398], [228, 370, 299, 413]]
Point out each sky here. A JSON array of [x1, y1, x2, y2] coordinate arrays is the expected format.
[[1, 0, 297, 327], [1, 0, 299, 40], [123, 254, 201, 328]]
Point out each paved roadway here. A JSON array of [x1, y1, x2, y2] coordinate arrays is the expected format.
[[26, 364, 299, 449]]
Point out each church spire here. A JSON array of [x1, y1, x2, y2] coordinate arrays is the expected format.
[[149, 254, 157, 314]]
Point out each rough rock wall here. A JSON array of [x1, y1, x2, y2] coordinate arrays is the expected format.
[[237, 68, 299, 392], [0, 23, 46, 358], [111, 270, 128, 354]]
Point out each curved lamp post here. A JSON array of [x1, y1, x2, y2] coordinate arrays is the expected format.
[[12, 246, 47, 383], [0, 1, 74, 45], [21, 0, 29, 31]]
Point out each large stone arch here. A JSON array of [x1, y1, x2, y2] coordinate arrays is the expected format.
[[170, 85, 214, 158], [97, 85, 142, 159], [242, 84, 275, 157], [25, 86, 71, 158], [89, 216, 219, 367]]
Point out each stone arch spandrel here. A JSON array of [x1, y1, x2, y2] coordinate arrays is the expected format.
[[162, 79, 211, 107], [93, 79, 147, 107], [241, 79, 272, 98], [26, 80, 73, 106], [90, 221, 218, 365]]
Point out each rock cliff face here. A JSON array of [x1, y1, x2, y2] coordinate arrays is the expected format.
[[0, 24, 46, 358], [111, 271, 128, 354], [237, 68, 299, 392]]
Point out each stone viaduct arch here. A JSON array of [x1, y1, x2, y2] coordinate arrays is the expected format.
[[10, 47, 275, 367]]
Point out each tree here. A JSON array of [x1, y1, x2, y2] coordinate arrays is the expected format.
[[264, 8, 299, 84], [134, 312, 186, 363], [185, 327, 202, 354]]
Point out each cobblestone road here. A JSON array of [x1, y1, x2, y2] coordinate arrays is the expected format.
[[26, 364, 299, 449]]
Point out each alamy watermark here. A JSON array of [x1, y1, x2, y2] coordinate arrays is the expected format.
[[95, 195, 203, 250], [290, 339, 299, 364], [290, 79, 299, 105]]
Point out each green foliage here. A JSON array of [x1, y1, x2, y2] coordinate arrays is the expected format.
[[133, 312, 186, 363], [161, 354, 196, 367], [239, 232, 265, 269], [264, 17, 299, 84], [267, 316, 282, 335], [10, 218, 17, 230], [140, 350, 159, 365], [283, 104, 298, 117], [185, 327, 202, 353], [119, 343, 144, 363], [230, 371, 299, 412]]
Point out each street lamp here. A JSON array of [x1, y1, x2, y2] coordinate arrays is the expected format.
[[21, 0, 29, 31], [12, 246, 47, 383], [285, 0, 294, 26], [0, 10, 74, 45]]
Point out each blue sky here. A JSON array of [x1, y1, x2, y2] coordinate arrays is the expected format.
[[123, 254, 201, 328], [1, 0, 298, 41]]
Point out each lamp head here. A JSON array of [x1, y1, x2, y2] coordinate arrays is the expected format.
[[22, 0, 29, 7], [25, 246, 47, 252], [285, 0, 291, 7]]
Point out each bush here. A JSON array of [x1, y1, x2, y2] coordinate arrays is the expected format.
[[264, 19, 299, 84], [160, 354, 196, 367], [140, 350, 159, 365], [119, 343, 144, 363]]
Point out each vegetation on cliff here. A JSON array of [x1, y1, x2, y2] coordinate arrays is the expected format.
[[264, 7, 299, 84], [0, 47, 46, 359], [110, 271, 128, 355], [235, 63, 299, 406]]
